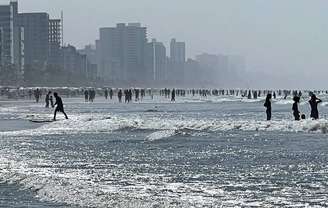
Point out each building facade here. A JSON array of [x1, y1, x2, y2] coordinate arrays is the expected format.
[[169, 38, 186, 84], [97, 23, 147, 85], [145, 39, 167, 84], [78, 44, 97, 81], [61, 44, 87, 79], [18, 13, 49, 69], [0, 1, 23, 71], [48, 19, 62, 66]]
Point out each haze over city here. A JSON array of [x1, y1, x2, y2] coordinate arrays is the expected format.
[[12, 0, 328, 89], [2, 1, 328, 207]]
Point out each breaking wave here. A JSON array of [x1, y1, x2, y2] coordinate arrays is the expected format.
[[1, 114, 328, 139]]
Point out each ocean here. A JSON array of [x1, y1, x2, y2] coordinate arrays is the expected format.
[[0, 94, 328, 207]]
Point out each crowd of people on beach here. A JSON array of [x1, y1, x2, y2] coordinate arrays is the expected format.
[[1, 86, 327, 122]]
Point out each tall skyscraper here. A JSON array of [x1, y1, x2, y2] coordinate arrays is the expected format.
[[169, 38, 186, 84], [78, 44, 97, 81], [48, 19, 62, 66], [18, 13, 49, 68], [0, 1, 23, 70], [145, 39, 167, 83], [97, 23, 147, 84], [170, 38, 185, 64]]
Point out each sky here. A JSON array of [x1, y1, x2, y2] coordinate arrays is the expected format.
[[4, 0, 328, 88]]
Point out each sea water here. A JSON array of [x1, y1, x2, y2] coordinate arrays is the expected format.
[[0, 95, 328, 207]]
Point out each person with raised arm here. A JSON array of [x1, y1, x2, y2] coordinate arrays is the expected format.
[[309, 94, 322, 120]]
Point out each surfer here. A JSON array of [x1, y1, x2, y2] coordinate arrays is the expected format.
[[309, 94, 322, 120], [264, 94, 272, 121], [292, 96, 300, 121], [53, 92, 68, 121]]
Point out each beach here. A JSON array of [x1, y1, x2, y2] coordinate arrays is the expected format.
[[0, 95, 328, 207]]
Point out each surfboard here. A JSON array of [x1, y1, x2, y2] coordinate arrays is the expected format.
[[29, 119, 55, 123]]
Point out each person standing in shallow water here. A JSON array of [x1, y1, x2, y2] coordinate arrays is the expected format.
[[264, 94, 272, 121], [45, 91, 51, 108], [309, 94, 322, 120], [53, 92, 68, 121], [292, 96, 300, 121]]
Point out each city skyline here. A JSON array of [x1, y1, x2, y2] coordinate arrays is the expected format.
[[0, 0, 245, 88], [14, 0, 328, 82], [0, 0, 327, 88]]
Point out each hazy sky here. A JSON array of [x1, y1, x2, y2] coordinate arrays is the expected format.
[[5, 0, 328, 87]]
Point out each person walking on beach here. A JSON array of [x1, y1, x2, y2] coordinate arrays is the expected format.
[[171, 89, 176, 102], [264, 94, 272, 121], [309, 94, 322, 120], [292, 96, 300, 121], [53, 92, 68, 121]]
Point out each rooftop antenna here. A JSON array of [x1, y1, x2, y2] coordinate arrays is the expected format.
[[61, 10, 64, 47]]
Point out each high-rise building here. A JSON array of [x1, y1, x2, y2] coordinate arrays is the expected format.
[[145, 39, 167, 83], [0, 1, 23, 70], [97, 27, 120, 81], [0, 1, 62, 72], [78, 45, 97, 81], [97, 23, 147, 84], [185, 58, 200, 86], [61, 44, 87, 78], [196, 53, 222, 84], [169, 38, 186, 84], [18, 13, 49, 68], [48, 19, 62, 66], [170, 38, 185, 64]]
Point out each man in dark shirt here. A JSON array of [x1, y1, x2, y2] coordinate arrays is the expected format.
[[53, 92, 68, 121]]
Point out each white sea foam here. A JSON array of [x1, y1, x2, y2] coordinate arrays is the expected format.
[[275, 99, 294, 105], [1, 113, 328, 138]]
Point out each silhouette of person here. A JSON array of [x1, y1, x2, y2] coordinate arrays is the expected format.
[[118, 89, 122, 103], [171, 89, 176, 101], [34, 88, 40, 103], [28, 90, 32, 100], [50, 95, 54, 108], [104, 88, 108, 99], [109, 88, 113, 100], [53, 92, 68, 121], [309, 94, 322, 120], [84, 90, 89, 102], [292, 96, 300, 121], [264, 94, 272, 121], [45, 91, 51, 108]]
